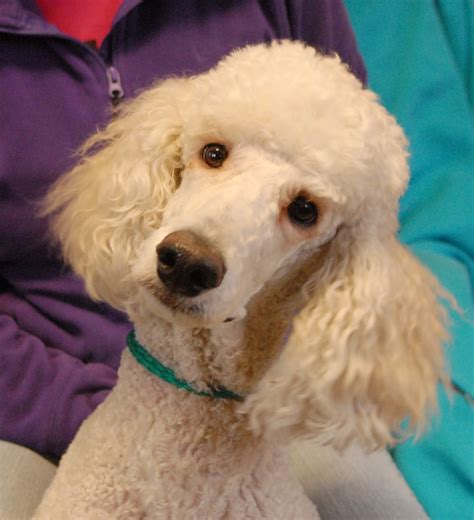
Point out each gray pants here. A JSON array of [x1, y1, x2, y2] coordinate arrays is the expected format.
[[0, 440, 427, 519]]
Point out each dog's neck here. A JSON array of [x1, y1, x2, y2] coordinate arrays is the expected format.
[[126, 312, 279, 399], [128, 258, 313, 397], [128, 249, 325, 400]]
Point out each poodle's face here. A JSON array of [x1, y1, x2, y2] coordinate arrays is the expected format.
[[47, 42, 408, 320], [128, 43, 406, 328], [45, 42, 448, 449], [132, 142, 342, 327]]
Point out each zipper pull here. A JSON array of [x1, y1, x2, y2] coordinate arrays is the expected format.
[[106, 66, 124, 106]]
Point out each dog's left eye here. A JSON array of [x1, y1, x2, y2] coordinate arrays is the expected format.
[[202, 143, 228, 168], [287, 196, 318, 227]]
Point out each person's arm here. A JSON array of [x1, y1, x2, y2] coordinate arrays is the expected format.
[[0, 314, 117, 458]]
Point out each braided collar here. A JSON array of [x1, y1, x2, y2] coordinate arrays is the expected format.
[[126, 330, 243, 402]]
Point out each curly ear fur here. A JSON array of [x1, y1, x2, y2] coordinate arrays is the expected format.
[[244, 227, 450, 450], [42, 78, 189, 309]]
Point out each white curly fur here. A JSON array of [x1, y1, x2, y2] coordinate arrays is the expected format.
[[34, 41, 449, 519]]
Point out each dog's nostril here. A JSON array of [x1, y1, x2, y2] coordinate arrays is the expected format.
[[188, 263, 218, 293], [158, 247, 178, 270]]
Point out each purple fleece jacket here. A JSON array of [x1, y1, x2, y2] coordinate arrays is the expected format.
[[0, 0, 366, 457]]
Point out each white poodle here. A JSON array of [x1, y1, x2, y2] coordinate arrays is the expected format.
[[34, 41, 449, 519]]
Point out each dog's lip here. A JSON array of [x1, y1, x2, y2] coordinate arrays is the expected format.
[[159, 295, 234, 322], [158, 292, 235, 323], [154, 287, 202, 315], [146, 283, 235, 322], [163, 299, 201, 316]]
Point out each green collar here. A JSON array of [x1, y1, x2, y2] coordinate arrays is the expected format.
[[127, 330, 243, 402]]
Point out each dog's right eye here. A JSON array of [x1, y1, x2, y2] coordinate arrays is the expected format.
[[201, 143, 228, 168], [287, 196, 318, 227]]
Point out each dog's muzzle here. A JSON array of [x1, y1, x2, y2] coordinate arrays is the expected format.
[[156, 231, 226, 297]]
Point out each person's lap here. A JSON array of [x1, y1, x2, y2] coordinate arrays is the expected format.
[[0, 441, 56, 520]]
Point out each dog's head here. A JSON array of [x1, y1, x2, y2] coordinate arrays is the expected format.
[[44, 41, 449, 449]]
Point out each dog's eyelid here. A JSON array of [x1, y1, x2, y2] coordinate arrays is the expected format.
[[281, 188, 319, 212]]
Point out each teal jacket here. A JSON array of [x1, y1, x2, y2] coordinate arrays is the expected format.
[[346, 1, 474, 518]]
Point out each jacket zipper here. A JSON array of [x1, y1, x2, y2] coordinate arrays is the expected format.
[[106, 66, 124, 105], [0, 27, 124, 106]]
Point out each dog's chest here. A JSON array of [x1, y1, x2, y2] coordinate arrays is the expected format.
[[40, 354, 318, 519]]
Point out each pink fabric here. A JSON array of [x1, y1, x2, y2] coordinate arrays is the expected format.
[[36, 0, 122, 46]]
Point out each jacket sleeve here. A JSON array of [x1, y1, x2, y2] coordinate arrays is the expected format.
[[0, 314, 117, 458]]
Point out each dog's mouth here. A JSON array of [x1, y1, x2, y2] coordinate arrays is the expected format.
[[136, 275, 238, 324], [151, 284, 237, 323], [155, 287, 204, 316]]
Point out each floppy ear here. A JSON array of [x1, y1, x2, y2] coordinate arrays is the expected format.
[[243, 226, 450, 450], [42, 78, 190, 309]]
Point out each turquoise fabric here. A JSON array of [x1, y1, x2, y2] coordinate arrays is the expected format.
[[345, 1, 474, 518]]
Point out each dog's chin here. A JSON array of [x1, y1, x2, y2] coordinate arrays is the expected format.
[[138, 285, 244, 328]]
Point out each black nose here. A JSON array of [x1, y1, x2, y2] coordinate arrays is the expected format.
[[156, 231, 226, 297]]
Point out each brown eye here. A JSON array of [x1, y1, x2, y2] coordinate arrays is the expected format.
[[287, 196, 318, 227], [201, 143, 228, 168]]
